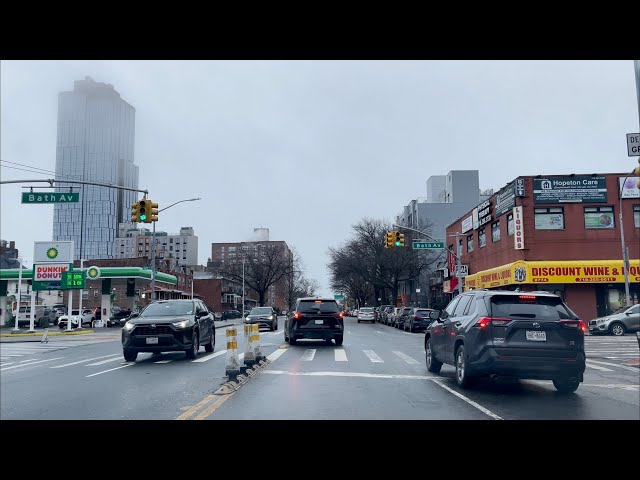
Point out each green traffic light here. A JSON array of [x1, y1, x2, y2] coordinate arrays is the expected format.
[[140, 214, 147, 221], [395, 241, 401, 246]]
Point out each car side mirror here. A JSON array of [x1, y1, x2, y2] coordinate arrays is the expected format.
[[626, 312, 631, 316], [130, 312, 139, 319], [439, 309, 449, 320]]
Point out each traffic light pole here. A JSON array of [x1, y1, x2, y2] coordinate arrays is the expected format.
[[150, 220, 157, 301], [619, 172, 634, 307]]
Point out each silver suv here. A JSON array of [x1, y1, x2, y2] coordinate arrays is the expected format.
[[588, 304, 640, 336]]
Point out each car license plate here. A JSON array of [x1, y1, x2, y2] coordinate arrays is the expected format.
[[146, 337, 159, 344], [315, 320, 323, 324], [526, 331, 546, 342]]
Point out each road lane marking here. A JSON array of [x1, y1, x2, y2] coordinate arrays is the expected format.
[[0, 357, 64, 371], [432, 380, 503, 420], [193, 395, 232, 420], [191, 350, 227, 363], [86, 356, 125, 366], [266, 348, 287, 362], [262, 370, 441, 379], [0, 362, 14, 366], [85, 364, 133, 377], [585, 361, 614, 371], [154, 360, 174, 364], [363, 350, 384, 363], [268, 330, 283, 336], [176, 394, 217, 420], [334, 349, 348, 361], [301, 349, 316, 361], [585, 359, 640, 372], [1, 354, 25, 357], [374, 330, 389, 335], [50, 354, 119, 368], [393, 351, 419, 364]]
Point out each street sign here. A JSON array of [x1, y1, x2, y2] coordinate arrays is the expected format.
[[627, 133, 640, 156], [454, 264, 469, 276], [22, 192, 79, 204], [412, 241, 444, 249], [60, 271, 86, 290], [334, 294, 344, 300]]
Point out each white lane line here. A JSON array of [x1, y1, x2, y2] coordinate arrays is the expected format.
[[263, 370, 441, 379], [154, 360, 174, 364], [191, 350, 227, 363], [0, 362, 15, 366], [591, 353, 639, 356], [50, 354, 119, 369], [85, 364, 133, 377], [363, 350, 384, 363], [268, 330, 283, 336], [0, 357, 64, 371], [432, 380, 503, 420], [393, 351, 419, 364], [374, 330, 389, 335], [301, 349, 316, 361], [266, 348, 287, 362], [334, 349, 348, 362], [585, 359, 640, 372], [0, 354, 25, 357], [586, 361, 614, 371], [86, 356, 124, 366]]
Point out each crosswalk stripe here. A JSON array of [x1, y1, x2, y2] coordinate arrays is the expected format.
[[266, 348, 287, 362], [50, 354, 119, 369], [0, 357, 64, 371], [586, 359, 640, 372], [363, 350, 384, 363], [86, 356, 124, 366], [335, 349, 348, 362], [301, 349, 316, 361], [0, 362, 14, 366], [393, 351, 419, 364], [154, 360, 174, 364], [86, 364, 133, 377], [586, 361, 614, 371], [191, 350, 227, 363]]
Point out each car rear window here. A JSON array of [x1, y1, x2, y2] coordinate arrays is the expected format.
[[490, 295, 577, 320], [360, 308, 373, 312], [415, 309, 432, 317], [298, 300, 339, 313]]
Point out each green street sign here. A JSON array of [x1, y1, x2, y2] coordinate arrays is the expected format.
[[60, 271, 86, 290], [334, 294, 345, 300], [22, 192, 79, 204], [412, 241, 445, 249]]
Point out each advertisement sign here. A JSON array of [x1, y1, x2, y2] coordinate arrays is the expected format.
[[32, 263, 72, 291], [472, 207, 479, 230], [584, 211, 615, 229], [515, 178, 526, 197], [535, 212, 564, 230], [619, 176, 640, 198], [60, 271, 86, 290], [34, 241, 74, 264], [495, 182, 516, 217], [513, 206, 525, 250], [461, 215, 473, 234], [533, 176, 607, 204]]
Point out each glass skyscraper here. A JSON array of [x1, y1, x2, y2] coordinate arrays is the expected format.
[[52, 77, 139, 260]]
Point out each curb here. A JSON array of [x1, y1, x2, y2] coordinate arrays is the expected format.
[[218, 358, 271, 393], [0, 329, 94, 338]]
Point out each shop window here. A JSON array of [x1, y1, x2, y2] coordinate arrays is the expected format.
[[492, 221, 501, 242], [535, 207, 564, 230], [584, 206, 614, 229], [634, 205, 640, 228], [478, 227, 486, 248], [467, 234, 474, 253], [507, 213, 514, 236]]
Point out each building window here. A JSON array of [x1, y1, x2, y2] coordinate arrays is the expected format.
[[535, 207, 564, 230], [583, 206, 615, 229], [507, 213, 514, 236], [228, 246, 236, 252], [634, 205, 640, 228], [492, 221, 501, 242], [478, 227, 487, 248], [467, 234, 474, 253]]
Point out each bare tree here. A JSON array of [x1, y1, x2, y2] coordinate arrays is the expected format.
[[284, 247, 320, 309]]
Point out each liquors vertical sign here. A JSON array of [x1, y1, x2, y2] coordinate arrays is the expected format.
[[513, 206, 525, 250]]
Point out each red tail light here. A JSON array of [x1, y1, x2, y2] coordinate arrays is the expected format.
[[293, 312, 302, 320], [560, 319, 586, 332], [339, 312, 345, 318], [475, 317, 511, 328], [413, 316, 421, 321]]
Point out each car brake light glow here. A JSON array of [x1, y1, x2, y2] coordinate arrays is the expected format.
[[339, 312, 344, 318], [314, 300, 322, 303], [414, 316, 421, 320], [293, 312, 302, 320], [519, 295, 536, 299], [560, 319, 586, 332], [475, 317, 511, 328]]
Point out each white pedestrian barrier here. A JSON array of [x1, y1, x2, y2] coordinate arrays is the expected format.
[[243, 324, 256, 367], [224, 327, 240, 380], [252, 323, 264, 362]]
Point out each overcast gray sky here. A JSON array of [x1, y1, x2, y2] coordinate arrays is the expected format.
[[1, 60, 638, 295]]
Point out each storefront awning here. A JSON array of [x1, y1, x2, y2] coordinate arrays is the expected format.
[[464, 259, 640, 291]]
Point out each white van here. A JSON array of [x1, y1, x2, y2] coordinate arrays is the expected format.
[[16, 305, 56, 328]]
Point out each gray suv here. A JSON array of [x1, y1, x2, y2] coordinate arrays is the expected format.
[[285, 297, 344, 346], [589, 304, 640, 336]]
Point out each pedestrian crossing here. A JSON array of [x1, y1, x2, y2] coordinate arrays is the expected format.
[[585, 336, 639, 364], [0, 340, 109, 365]]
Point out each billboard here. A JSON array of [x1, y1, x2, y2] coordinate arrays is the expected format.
[[533, 176, 607, 204]]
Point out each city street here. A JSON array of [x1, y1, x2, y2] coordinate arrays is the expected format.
[[1, 316, 638, 420]]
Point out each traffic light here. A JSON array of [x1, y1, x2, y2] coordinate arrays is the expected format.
[[138, 199, 148, 223], [384, 231, 395, 248], [131, 201, 141, 223], [394, 231, 405, 247], [146, 200, 159, 223], [634, 158, 640, 189]]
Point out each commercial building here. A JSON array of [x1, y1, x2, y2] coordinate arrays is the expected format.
[[192, 271, 259, 314], [445, 172, 640, 322], [52, 77, 139, 260]]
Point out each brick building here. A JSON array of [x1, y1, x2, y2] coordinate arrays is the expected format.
[[445, 172, 640, 322], [192, 272, 259, 314]]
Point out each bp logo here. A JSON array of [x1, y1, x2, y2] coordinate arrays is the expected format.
[[514, 266, 527, 283], [86, 266, 101, 279], [46, 247, 59, 260]]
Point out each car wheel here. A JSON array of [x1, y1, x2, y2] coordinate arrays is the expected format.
[[334, 335, 343, 346], [204, 328, 215, 353], [91, 320, 96, 328], [357, 319, 361, 323], [455, 345, 472, 388], [553, 377, 580, 394], [325, 338, 332, 345], [186, 331, 199, 359], [289, 337, 297, 345], [123, 350, 138, 362], [425, 338, 442, 373], [284, 330, 289, 342], [609, 322, 626, 336], [270, 321, 275, 332]]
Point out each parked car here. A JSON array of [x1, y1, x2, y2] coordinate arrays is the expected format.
[[221, 310, 242, 320], [357, 307, 376, 323], [378, 305, 393, 323], [401, 307, 439, 332], [387, 307, 403, 326], [245, 306, 278, 331], [108, 309, 132, 327], [589, 304, 640, 336], [395, 307, 413, 328], [284, 297, 344, 346], [58, 309, 94, 329], [121, 299, 215, 362], [425, 290, 586, 393]]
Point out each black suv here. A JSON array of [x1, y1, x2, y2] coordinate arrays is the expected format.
[[245, 306, 278, 331], [285, 297, 344, 346], [121, 299, 215, 362], [424, 290, 586, 393]]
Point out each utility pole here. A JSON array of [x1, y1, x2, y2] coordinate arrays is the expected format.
[[634, 60, 640, 131], [455, 231, 463, 296], [12, 256, 23, 331]]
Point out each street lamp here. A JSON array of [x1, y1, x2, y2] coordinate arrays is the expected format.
[[150, 197, 202, 301]]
